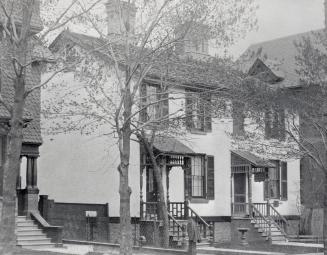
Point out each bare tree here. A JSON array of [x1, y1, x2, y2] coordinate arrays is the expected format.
[[0, 0, 102, 253], [43, 0, 257, 253]]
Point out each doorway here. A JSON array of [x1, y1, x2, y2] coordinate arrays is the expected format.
[[233, 173, 247, 216]]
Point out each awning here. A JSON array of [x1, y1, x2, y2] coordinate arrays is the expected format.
[[153, 137, 194, 155], [231, 150, 275, 168]]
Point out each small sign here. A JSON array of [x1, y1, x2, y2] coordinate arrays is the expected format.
[[85, 211, 97, 217]]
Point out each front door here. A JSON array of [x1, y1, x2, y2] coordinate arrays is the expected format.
[[146, 167, 158, 202], [233, 173, 247, 216]]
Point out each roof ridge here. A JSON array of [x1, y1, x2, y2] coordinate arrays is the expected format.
[[248, 28, 323, 49]]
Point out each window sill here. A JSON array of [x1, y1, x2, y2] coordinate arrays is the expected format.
[[189, 198, 209, 204]]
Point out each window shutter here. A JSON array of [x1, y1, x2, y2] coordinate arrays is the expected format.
[[162, 89, 169, 118], [281, 162, 288, 200], [184, 157, 192, 199], [140, 84, 147, 123], [204, 95, 212, 132], [264, 110, 272, 139], [263, 168, 269, 200], [278, 109, 286, 140], [206, 156, 215, 200], [232, 101, 245, 136], [185, 91, 193, 130]]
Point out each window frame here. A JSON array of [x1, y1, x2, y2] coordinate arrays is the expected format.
[[140, 83, 169, 124], [185, 90, 212, 133], [264, 160, 288, 201]]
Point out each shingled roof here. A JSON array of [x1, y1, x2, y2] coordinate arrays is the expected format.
[[50, 30, 243, 90], [238, 29, 324, 88]]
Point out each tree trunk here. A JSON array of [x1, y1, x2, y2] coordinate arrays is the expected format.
[[142, 139, 169, 248], [119, 80, 133, 255], [0, 77, 26, 254], [324, 173, 327, 255]]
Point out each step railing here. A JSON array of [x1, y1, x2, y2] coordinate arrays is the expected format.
[[269, 204, 289, 236], [142, 201, 213, 241], [187, 204, 213, 240], [251, 203, 289, 238], [167, 212, 185, 243], [249, 203, 272, 239]]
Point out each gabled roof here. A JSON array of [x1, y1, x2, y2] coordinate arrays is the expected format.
[[238, 29, 324, 88], [49, 30, 243, 90]]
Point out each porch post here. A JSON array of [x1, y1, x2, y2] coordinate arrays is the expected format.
[[23, 155, 39, 215], [166, 166, 171, 204], [248, 165, 253, 217]]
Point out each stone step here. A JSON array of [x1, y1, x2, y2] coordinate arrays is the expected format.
[[17, 234, 47, 241], [18, 237, 52, 245], [17, 225, 40, 231], [17, 229, 44, 235], [17, 221, 38, 227], [19, 243, 56, 249]]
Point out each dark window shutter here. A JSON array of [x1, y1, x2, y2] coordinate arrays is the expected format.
[[232, 101, 245, 136], [204, 95, 212, 132], [140, 84, 147, 123], [278, 109, 286, 140], [263, 168, 269, 200], [265, 110, 272, 139], [185, 91, 193, 130], [162, 89, 169, 118], [184, 157, 192, 199], [206, 156, 215, 200], [281, 162, 288, 200]]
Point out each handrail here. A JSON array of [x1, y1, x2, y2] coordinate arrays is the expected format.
[[269, 204, 289, 225], [187, 205, 210, 229], [167, 212, 185, 242], [250, 204, 270, 225], [167, 212, 184, 229]]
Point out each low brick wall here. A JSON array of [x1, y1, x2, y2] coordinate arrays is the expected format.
[[39, 195, 110, 242], [213, 222, 231, 243]]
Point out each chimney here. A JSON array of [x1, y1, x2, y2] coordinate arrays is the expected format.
[[105, 0, 136, 36]]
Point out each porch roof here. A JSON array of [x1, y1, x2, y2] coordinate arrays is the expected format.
[[153, 137, 194, 155], [231, 150, 275, 168]]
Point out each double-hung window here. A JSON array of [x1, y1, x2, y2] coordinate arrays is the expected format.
[[264, 160, 288, 200], [185, 90, 212, 132], [140, 83, 169, 124], [185, 155, 215, 200], [265, 108, 286, 140]]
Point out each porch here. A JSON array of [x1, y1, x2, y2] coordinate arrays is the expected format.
[[139, 137, 214, 246], [231, 150, 289, 243]]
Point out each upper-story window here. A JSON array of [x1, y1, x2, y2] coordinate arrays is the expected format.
[[232, 101, 245, 136], [265, 108, 286, 140], [185, 90, 212, 133], [140, 83, 169, 124], [264, 160, 288, 200]]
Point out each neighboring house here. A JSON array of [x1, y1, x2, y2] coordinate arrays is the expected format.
[[238, 29, 325, 237], [38, 0, 301, 246], [0, 0, 61, 249]]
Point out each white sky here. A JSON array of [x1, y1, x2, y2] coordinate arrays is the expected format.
[[229, 0, 325, 58]]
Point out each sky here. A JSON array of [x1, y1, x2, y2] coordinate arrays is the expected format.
[[229, 0, 325, 58]]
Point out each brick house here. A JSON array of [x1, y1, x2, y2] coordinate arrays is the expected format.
[[38, 0, 302, 246]]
